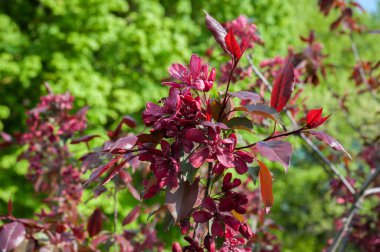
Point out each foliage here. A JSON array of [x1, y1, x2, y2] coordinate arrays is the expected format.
[[1, 0, 380, 251]]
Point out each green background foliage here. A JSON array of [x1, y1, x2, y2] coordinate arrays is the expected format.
[[1, 0, 379, 251]]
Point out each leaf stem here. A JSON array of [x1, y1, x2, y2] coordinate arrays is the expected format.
[[217, 61, 236, 121]]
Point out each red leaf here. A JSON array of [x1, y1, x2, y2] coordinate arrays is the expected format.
[[225, 29, 242, 61], [270, 60, 295, 112], [258, 160, 273, 213], [165, 178, 200, 223], [122, 206, 140, 226], [256, 140, 293, 173], [307, 131, 351, 159], [0, 222, 26, 252], [306, 108, 331, 129], [189, 147, 209, 168], [71, 134, 100, 144], [204, 11, 229, 55], [87, 208, 103, 238]]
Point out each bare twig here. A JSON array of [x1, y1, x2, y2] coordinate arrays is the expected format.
[[246, 54, 356, 194]]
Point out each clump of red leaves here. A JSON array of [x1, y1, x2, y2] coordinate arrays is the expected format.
[[80, 12, 349, 251]]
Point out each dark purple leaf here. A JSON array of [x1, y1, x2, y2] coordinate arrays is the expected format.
[[165, 178, 200, 222], [185, 128, 207, 143], [0, 222, 26, 252], [99, 159, 129, 187], [270, 60, 295, 112], [256, 140, 293, 173], [122, 206, 140, 226], [110, 116, 137, 139], [83, 156, 121, 187], [308, 131, 351, 159], [204, 11, 229, 55], [71, 134, 100, 144], [87, 208, 103, 238], [192, 211, 213, 223]]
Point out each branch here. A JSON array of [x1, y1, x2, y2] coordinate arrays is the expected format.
[[246, 54, 356, 195], [236, 127, 304, 150], [218, 62, 236, 121], [327, 167, 380, 252], [349, 34, 379, 101]]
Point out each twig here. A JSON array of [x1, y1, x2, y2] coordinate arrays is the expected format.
[[327, 167, 380, 252], [246, 54, 356, 195]]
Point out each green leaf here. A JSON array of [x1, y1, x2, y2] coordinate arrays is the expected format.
[[181, 161, 197, 183], [226, 117, 254, 133], [248, 165, 260, 185], [244, 104, 285, 127]]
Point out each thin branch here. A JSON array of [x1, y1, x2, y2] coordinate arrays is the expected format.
[[113, 185, 118, 250], [349, 34, 379, 101], [246, 54, 356, 195], [236, 127, 304, 150], [327, 167, 380, 252], [363, 187, 380, 197]]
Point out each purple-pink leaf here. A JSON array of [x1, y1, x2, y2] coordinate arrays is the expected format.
[[270, 60, 295, 112], [204, 11, 230, 55], [228, 91, 261, 104], [0, 131, 12, 142], [0, 222, 26, 252], [106, 134, 138, 154], [256, 140, 293, 173], [122, 206, 141, 226], [165, 178, 200, 223], [308, 131, 351, 159]]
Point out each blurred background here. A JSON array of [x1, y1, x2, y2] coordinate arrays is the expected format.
[[0, 0, 379, 251]]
